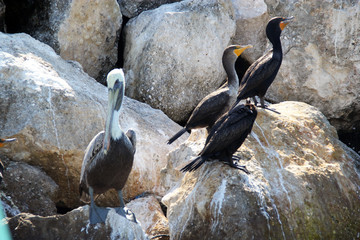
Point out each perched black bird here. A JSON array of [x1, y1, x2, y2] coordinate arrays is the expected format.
[[79, 69, 136, 224], [236, 16, 294, 108], [0, 138, 16, 185], [181, 102, 257, 173], [167, 45, 252, 145]]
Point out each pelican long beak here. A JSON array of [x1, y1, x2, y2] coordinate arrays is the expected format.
[[103, 80, 124, 153], [280, 16, 294, 30], [0, 138, 17, 148], [234, 45, 253, 57]]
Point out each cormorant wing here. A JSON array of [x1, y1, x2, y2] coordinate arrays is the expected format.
[[201, 105, 256, 155], [187, 88, 230, 128], [237, 51, 279, 99]]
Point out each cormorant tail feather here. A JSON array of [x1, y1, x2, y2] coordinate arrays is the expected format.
[[167, 128, 187, 145], [181, 156, 206, 172]]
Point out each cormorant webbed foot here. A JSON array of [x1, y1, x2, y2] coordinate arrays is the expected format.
[[224, 160, 250, 174]]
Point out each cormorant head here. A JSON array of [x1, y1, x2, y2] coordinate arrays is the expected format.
[[0, 138, 17, 148], [266, 16, 294, 43], [223, 45, 253, 66], [106, 68, 125, 111]]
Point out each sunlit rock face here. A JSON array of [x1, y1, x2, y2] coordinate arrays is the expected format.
[[126, 194, 169, 238], [5, 0, 122, 82], [7, 206, 147, 240], [231, 0, 269, 62], [263, 1, 360, 134], [161, 101, 360, 239], [58, 0, 122, 83], [118, 0, 181, 18], [123, 0, 237, 123], [0, 32, 186, 208]]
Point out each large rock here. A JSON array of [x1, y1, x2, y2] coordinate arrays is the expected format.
[[231, 0, 269, 62], [58, 0, 123, 83], [1, 160, 59, 217], [123, 0, 237, 123], [126, 194, 169, 239], [118, 0, 181, 18], [161, 101, 360, 239], [4, 0, 122, 82], [0, 32, 187, 209], [7, 205, 147, 240], [263, 1, 360, 135]]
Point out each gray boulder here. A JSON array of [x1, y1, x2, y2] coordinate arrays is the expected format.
[[1, 160, 59, 217], [123, 0, 237, 123], [263, 0, 360, 134], [7, 205, 148, 240], [118, 0, 181, 18]]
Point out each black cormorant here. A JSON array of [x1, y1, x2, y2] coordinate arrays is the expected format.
[[181, 101, 257, 173], [236, 16, 294, 108], [79, 69, 136, 224], [0, 138, 16, 185], [168, 45, 253, 144]]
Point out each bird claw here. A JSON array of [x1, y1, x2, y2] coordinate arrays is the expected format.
[[257, 105, 281, 114]]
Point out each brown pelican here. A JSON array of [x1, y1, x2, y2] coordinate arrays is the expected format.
[[181, 101, 257, 173], [167, 45, 253, 144], [79, 69, 136, 224], [236, 17, 294, 108], [0, 138, 16, 185]]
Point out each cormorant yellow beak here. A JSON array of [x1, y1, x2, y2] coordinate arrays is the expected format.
[[280, 16, 294, 31], [234, 45, 253, 57], [0, 138, 17, 148]]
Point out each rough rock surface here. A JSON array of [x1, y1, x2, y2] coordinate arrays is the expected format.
[[123, 0, 237, 123], [162, 101, 360, 239], [126, 194, 169, 239], [58, 0, 123, 83], [0, 159, 59, 217], [264, 0, 360, 134], [118, 0, 181, 18], [231, 0, 269, 62], [0, 32, 187, 209], [5, 0, 122, 82], [7, 205, 147, 240]]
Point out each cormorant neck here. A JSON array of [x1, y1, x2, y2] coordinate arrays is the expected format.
[[269, 33, 283, 58], [223, 59, 239, 89]]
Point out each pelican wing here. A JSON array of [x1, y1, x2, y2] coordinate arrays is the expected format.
[[79, 131, 104, 202]]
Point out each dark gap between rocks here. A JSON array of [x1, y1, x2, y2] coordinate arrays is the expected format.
[[338, 130, 360, 156], [4, 0, 47, 34], [56, 204, 73, 215], [116, 16, 130, 69]]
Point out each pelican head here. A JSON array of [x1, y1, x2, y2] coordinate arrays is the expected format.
[[104, 69, 126, 152]]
